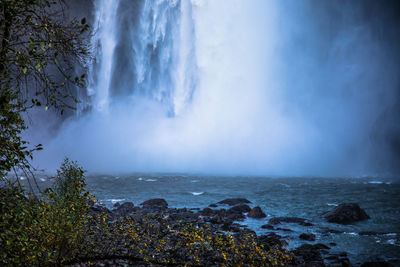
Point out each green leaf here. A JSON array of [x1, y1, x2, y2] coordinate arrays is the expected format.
[[22, 67, 27, 74], [44, 106, 48, 111]]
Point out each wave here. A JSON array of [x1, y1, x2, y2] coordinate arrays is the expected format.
[[190, 192, 204, 196]]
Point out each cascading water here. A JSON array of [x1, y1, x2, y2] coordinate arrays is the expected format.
[[36, 0, 399, 176], [84, 0, 196, 116]]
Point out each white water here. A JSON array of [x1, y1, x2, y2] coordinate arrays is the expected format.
[[35, 0, 398, 176]]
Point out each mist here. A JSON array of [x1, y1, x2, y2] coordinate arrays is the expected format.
[[31, 0, 400, 176]]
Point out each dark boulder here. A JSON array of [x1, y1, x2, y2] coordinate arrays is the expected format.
[[321, 203, 370, 224], [276, 227, 293, 232], [112, 202, 136, 216], [268, 217, 313, 226], [258, 233, 285, 249], [299, 233, 316, 241], [167, 209, 199, 224], [208, 203, 218, 207], [261, 224, 275, 230], [217, 198, 252, 206], [200, 207, 214, 216], [228, 204, 251, 213], [248, 206, 266, 218], [313, 243, 330, 250], [293, 244, 325, 265], [140, 198, 168, 210]]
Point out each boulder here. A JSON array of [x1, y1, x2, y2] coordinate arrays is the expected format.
[[276, 227, 293, 232], [217, 198, 252, 206], [261, 224, 275, 230], [292, 244, 325, 265], [140, 198, 168, 210], [112, 202, 136, 216], [299, 233, 316, 241], [248, 206, 266, 218], [258, 233, 285, 249], [200, 207, 214, 216], [228, 204, 251, 213], [321, 203, 370, 224], [268, 217, 313, 226]]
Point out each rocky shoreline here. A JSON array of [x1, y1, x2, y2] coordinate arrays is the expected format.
[[70, 198, 396, 267]]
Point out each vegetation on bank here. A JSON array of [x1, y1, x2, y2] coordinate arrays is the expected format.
[[1, 160, 292, 266]]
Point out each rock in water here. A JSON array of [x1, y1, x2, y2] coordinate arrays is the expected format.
[[217, 198, 252, 206], [268, 217, 313, 226], [228, 204, 251, 213], [248, 206, 266, 218], [321, 203, 370, 224], [112, 202, 136, 216], [140, 198, 168, 210], [299, 233, 316, 241]]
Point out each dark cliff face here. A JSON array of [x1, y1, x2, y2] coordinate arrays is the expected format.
[[67, 0, 95, 23], [357, 0, 400, 173], [276, 0, 400, 175]]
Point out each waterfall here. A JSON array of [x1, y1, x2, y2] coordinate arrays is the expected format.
[[84, 0, 196, 116], [85, 0, 119, 112], [36, 0, 399, 175]]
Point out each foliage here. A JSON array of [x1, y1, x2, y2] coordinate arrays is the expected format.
[[0, 0, 89, 184], [90, 216, 293, 266], [0, 0, 89, 111], [0, 159, 94, 266]]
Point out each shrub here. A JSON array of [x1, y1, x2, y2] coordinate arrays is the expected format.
[[0, 159, 94, 266]]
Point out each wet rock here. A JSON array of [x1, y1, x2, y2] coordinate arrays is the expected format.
[[217, 198, 252, 206], [261, 224, 274, 230], [293, 244, 325, 265], [226, 212, 245, 221], [167, 209, 199, 224], [300, 233, 316, 241], [268, 217, 313, 226], [340, 258, 353, 267], [276, 227, 293, 232], [313, 243, 330, 250], [228, 204, 251, 213], [200, 207, 214, 216], [248, 206, 266, 218], [112, 202, 136, 216], [321, 203, 370, 224], [140, 198, 168, 210], [258, 233, 285, 249], [361, 262, 394, 267], [208, 203, 218, 208]]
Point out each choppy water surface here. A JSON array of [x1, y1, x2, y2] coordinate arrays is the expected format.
[[84, 175, 400, 264]]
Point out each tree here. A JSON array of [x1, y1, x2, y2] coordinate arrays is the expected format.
[[0, 0, 89, 182]]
